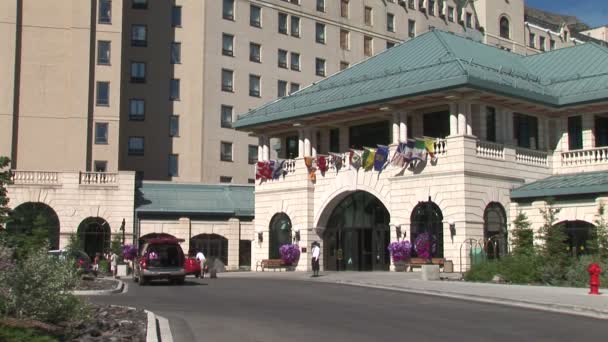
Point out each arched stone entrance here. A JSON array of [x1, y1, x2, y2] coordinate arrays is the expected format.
[[410, 200, 443, 258], [484, 202, 508, 259], [7, 202, 60, 250], [321, 191, 390, 271], [77, 217, 111, 258], [268, 213, 292, 259], [191, 233, 228, 266], [555, 221, 595, 257]]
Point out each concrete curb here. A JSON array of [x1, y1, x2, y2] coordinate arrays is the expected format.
[[145, 310, 174, 342], [145, 310, 158, 342], [73, 278, 126, 296]]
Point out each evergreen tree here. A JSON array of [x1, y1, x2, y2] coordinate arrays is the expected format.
[[593, 202, 608, 260], [511, 211, 534, 255], [0, 157, 11, 228], [537, 200, 569, 264]]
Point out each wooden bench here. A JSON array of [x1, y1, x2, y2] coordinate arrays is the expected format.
[[255, 259, 287, 272], [405, 258, 446, 272]]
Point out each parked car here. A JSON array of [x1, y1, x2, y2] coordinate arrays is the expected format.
[[48, 249, 93, 275], [133, 238, 186, 285], [184, 257, 201, 277]]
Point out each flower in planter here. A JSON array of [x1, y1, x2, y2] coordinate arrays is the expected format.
[[387, 240, 412, 263], [279, 244, 301, 265], [122, 244, 138, 261], [414, 232, 435, 259]]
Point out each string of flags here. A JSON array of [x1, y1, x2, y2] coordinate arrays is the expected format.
[[256, 138, 439, 182]]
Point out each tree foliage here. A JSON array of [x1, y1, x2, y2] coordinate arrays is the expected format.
[[0, 157, 11, 227], [537, 201, 568, 265], [593, 202, 608, 260], [510, 211, 534, 255]]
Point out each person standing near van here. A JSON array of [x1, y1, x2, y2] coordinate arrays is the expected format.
[[195, 249, 206, 278], [311, 241, 320, 277], [110, 251, 118, 278]]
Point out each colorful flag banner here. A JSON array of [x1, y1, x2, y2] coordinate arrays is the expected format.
[[262, 161, 273, 179], [413, 139, 427, 161], [374, 145, 389, 171], [404, 139, 415, 162], [317, 156, 328, 173], [362, 147, 376, 171], [329, 152, 343, 171], [255, 161, 265, 180], [272, 159, 285, 179], [304, 156, 314, 169], [425, 139, 437, 161], [390, 143, 407, 167], [349, 149, 363, 170]]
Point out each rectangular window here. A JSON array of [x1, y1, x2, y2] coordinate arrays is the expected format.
[[291, 16, 300, 37], [290, 83, 300, 94], [364, 7, 373, 26], [387, 13, 395, 32], [132, 0, 147, 9], [340, 30, 350, 50], [364, 36, 373, 56], [486, 106, 496, 142], [595, 116, 608, 147], [408, 0, 415, 10], [290, 52, 300, 71], [222, 33, 234, 56], [278, 49, 288, 68], [539, 36, 546, 51], [171, 42, 181, 64], [448, 6, 454, 22], [316, 23, 326, 44], [96, 81, 109, 106], [169, 115, 179, 137], [248, 178, 255, 184], [550, 39, 556, 50], [340, 61, 350, 70], [278, 80, 288, 97], [529, 33, 536, 48], [221, 142, 233, 161], [223, 0, 234, 20], [97, 41, 111, 65], [170, 79, 180, 100], [221, 105, 233, 128], [330, 128, 340, 152], [429, 0, 435, 16], [423, 111, 450, 139], [278, 13, 288, 34], [130, 62, 146, 83], [221, 69, 233, 92], [340, 0, 349, 18], [286, 135, 298, 158], [94, 161, 107, 172], [315, 58, 326, 77], [131, 25, 147, 47], [466, 12, 472, 28], [386, 41, 396, 49], [568, 116, 583, 150], [168, 154, 178, 177], [250, 5, 261, 27], [418, 0, 425, 10], [129, 99, 145, 121], [249, 42, 261, 63], [128, 137, 144, 155], [172, 6, 182, 26], [513, 113, 539, 149], [248, 145, 258, 164], [316, 0, 325, 12], [95, 122, 108, 144], [99, 0, 111, 24], [408, 20, 416, 38], [249, 74, 261, 97], [220, 176, 233, 183]]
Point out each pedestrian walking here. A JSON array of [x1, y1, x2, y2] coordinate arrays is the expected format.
[[311, 241, 320, 277], [92, 253, 100, 276], [110, 251, 118, 278], [195, 249, 206, 278]]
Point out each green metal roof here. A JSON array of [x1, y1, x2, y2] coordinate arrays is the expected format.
[[234, 30, 608, 130], [136, 182, 254, 217], [511, 171, 608, 199]]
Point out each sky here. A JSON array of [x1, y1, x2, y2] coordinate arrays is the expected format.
[[526, 0, 607, 28]]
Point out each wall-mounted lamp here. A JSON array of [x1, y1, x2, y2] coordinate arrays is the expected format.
[[293, 227, 301, 242], [256, 229, 263, 243], [390, 224, 405, 240], [448, 219, 456, 242]]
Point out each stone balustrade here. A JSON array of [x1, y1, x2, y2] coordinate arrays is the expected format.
[[516, 147, 549, 166], [476, 140, 505, 160], [10, 170, 60, 185], [79, 172, 118, 185], [561, 147, 608, 166]]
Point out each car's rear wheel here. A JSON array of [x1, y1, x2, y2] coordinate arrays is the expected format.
[[139, 276, 148, 286], [173, 277, 185, 285]]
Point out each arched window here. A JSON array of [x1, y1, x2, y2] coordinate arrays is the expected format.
[[555, 221, 595, 257], [269, 213, 292, 259], [484, 203, 507, 259], [7, 202, 60, 250], [191, 233, 229, 266], [500, 16, 510, 39], [410, 201, 443, 258], [77, 217, 111, 257]]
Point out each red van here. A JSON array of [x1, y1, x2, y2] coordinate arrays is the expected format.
[[133, 238, 186, 285]]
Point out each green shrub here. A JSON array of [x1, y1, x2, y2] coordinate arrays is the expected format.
[[98, 259, 110, 274], [499, 254, 543, 284], [464, 260, 499, 282], [0, 326, 58, 342], [563, 256, 608, 288]]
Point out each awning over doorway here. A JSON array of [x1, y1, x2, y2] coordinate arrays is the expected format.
[[511, 171, 608, 200]]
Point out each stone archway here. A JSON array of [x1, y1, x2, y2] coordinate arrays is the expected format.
[[268, 213, 292, 260], [410, 200, 443, 258], [191, 233, 228, 266], [77, 217, 111, 258], [484, 202, 508, 259], [7, 202, 60, 250], [554, 220, 596, 257]]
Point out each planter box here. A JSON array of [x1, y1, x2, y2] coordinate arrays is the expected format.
[[116, 264, 128, 277]]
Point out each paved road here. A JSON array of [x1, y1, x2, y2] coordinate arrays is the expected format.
[[89, 276, 608, 342]]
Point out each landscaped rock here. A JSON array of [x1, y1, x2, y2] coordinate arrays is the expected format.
[[491, 274, 506, 284], [70, 304, 146, 342]]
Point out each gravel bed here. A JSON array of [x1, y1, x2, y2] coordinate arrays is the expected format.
[[70, 304, 147, 342], [76, 278, 119, 291]]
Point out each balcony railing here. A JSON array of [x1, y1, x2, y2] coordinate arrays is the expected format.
[[476, 140, 505, 160], [561, 147, 608, 166], [516, 147, 549, 166], [79, 172, 118, 185], [10, 170, 60, 185]]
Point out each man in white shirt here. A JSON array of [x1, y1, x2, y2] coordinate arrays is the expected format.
[[195, 250, 206, 278], [311, 241, 320, 277]]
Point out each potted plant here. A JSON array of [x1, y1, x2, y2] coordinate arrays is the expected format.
[[122, 244, 138, 275], [414, 232, 433, 261], [279, 244, 301, 270], [388, 240, 412, 272]]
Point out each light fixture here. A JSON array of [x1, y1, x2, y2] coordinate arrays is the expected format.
[[390, 224, 404, 240], [379, 105, 393, 111], [448, 219, 456, 241], [444, 95, 459, 100], [292, 122, 302, 127], [293, 227, 301, 242], [257, 231, 263, 243]]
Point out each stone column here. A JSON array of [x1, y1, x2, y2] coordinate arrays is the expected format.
[[298, 129, 305, 158], [505, 110, 514, 145], [457, 103, 467, 135], [449, 103, 458, 136], [262, 136, 270, 161], [478, 104, 487, 141], [392, 113, 400, 144], [227, 218, 241, 271], [304, 129, 312, 157], [464, 103, 473, 136], [258, 136, 264, 162], [399, 111, 408, 142], [311, 129, 318, 157]]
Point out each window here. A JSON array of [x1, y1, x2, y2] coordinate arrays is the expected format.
[[568, 116, 583, 150], [447, 6, 454, 22], [595, 116, 608, 147], [278, 13, 288, 34], [221, 142, 233, 161], [249, 74, 261, 97], [172, 6, 182, 26], [386, 41, 396, 49], [171, 42, 181, 64], [99, 0, 111, 24], [419, 0, 425, 10], [278, 80, 287, 97], [340, 30, 350, 50], [223, 0, 234, 20], [278, 49, 288, 68], [130, 62, 146, 83], [340, 0, 349, 18], [221, 69, 233, 92], [97, 41, 111, 65], [221, 105, 233, 128], [550, 39, 556, 50], [129, 99, 145, 120], [539, 36, 546, 51], [95, 123, 108, 144], [408, 20, 416, 38], [529, 32, 536, 48], [330, 128, 340, 152], [170, 79, 180, 100], [500, 17, 510, 39], [364, 7, 372, 26], [315, 23, 325, 44], [94, 161, 107, 172], [290, 83, 300, 94], [248, 145, 258, 164], [340, 61, 349, 70], [249, 42, 261, 63], [250, 5, 261, 27], [486, 107, 496, 142], [408, 0, 415, 10], [170, 115, 179, 137], [169, 154, 178, 176], [387, 13, 394, 32], [248, 178, 255, 184], [132, 0, 147, 9], [466, 12, 472, 28], [131, 25, 147, 47], [220, 176, 232, 183], [429, 0, 435, 16], [290, 52, 300, 71], [291, 16, 300, 37], [128, 137, 144, 155], [317, 0, 325, 12], [563, 30, 569, 41], [96, 82, 109, 106], [513, 113, 539, 149], [364, 36, 373, 57], [222, 33, 234, 56], [315, 58, 326, 77]]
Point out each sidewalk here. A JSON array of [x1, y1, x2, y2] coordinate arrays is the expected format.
[[222, 271, 608, 320]]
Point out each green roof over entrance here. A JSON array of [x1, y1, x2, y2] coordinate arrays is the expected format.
[[511, 171, 608, 199], [234, 30, 608, 130], [136, 182, 254, 217]]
